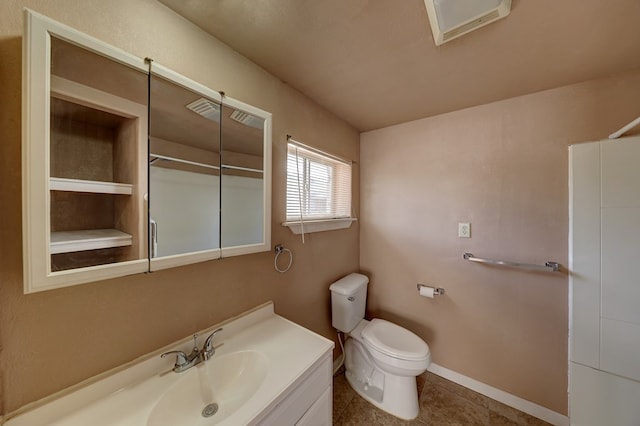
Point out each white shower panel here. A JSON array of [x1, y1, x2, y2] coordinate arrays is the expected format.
[[568, 141, 601, 369], [601, 318, 640, 382], [569, 136, 640, 424], [601, 207, 640, 324]]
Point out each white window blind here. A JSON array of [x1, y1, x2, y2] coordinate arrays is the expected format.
[[286, 143, 352, 222]]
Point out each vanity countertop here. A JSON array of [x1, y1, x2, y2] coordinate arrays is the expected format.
[[5, 302, 334, 426]]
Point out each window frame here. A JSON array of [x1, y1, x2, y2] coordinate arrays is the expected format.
[[283, 141, 356, 235]]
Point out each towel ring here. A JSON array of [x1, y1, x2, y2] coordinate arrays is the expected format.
[[274, 244, 293, 273]]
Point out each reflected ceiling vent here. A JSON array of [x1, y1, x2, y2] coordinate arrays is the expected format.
[[230, 110, 263, 129], [185, 97, 220, 122], [424, 0, 511, 46]]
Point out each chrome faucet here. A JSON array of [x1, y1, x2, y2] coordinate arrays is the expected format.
[[161, 327, 223, 372]]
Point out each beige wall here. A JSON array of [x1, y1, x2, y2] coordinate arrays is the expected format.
[[0, 0, 359, 415], [360, 70, 640, 415]]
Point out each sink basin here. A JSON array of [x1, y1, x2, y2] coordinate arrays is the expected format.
[[6, 303, 334, 426], [147, 350, 268, 425]]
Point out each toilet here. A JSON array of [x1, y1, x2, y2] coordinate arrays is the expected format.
[[330, 273, 430, 420]]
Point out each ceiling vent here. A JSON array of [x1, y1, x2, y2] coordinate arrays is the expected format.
[[230, 110, 263, 129], [185, 97, 220, 122], [424, 0, 511, 46]]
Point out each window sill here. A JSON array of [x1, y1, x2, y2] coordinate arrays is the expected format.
[[282, 218, 357, 234]]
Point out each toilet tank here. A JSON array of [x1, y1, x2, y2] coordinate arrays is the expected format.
[[329, 273, 368, 333]]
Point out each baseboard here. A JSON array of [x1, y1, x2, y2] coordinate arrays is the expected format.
[[427, 363, 569, 426]]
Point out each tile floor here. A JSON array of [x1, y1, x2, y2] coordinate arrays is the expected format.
[[332, 369, 552, 425]]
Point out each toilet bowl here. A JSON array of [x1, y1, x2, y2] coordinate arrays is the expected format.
[[330, 273, 431, 420]]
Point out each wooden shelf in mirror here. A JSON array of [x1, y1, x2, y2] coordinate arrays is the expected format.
[[50, 229, 132, 254]]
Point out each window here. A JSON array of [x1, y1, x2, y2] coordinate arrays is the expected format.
[[284, 142, 355, 235]]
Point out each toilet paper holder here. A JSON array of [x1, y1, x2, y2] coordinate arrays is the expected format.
[[416, 283, 445, 296]]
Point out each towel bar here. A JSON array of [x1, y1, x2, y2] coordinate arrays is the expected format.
[[463, 253, 560, 272]]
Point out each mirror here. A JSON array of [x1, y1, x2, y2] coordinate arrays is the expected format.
[[148, 68, 223, 270], [220, 102, 269, 251], [148, 63, 271, 267]]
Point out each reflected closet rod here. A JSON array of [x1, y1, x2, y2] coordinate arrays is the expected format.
[[150, 153, 220, 170]]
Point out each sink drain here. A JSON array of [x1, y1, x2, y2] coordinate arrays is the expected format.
[[202, 402, 219, 418]]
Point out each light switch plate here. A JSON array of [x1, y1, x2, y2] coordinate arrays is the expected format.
[[458, 222, 471, 238]]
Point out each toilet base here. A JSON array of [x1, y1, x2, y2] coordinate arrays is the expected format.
[[344, 338, 421, 420]]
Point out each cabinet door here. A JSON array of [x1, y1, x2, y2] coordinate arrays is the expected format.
[[220, 99, 272, 257], [148, 65, 223, 271], [23, 10, 149, 293], [296, 387, 332, 426], [256, 356, 331, 425]]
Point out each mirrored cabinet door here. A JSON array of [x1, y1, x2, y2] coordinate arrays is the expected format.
[[23, 10, 150, 293], [220, 100, 272, 256], [148, 67, 223, 270]]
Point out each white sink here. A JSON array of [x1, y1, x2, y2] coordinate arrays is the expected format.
[[147, 350, 268, 425], [5, 302, 333, 426]]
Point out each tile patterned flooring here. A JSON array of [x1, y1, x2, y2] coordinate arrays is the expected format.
[[333, 369, 553, 426]]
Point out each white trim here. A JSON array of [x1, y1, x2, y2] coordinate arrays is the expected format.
[[23, 9, 148, 73], [282, 218, 357, 234], [427, 363, 569, 426]]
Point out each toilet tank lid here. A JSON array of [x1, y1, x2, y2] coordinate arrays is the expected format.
[[329, 273, 369, 296]]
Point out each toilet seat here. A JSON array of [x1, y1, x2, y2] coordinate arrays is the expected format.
[[362, 319, 429, 362]]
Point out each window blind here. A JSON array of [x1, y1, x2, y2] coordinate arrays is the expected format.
[[286, 143, 352, 221]]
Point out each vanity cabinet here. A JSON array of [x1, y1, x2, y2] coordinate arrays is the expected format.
[[256, 354, 332, 425]]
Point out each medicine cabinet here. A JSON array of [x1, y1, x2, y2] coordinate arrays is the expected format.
[[22, 10, 272, 293]]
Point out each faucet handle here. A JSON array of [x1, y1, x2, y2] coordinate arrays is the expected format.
[[161, 350, 189, 369], [191, 333, 200, 353], [202, 327, 224, 359]]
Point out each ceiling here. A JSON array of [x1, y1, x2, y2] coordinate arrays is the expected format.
[[158, 0, 640, 132]]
